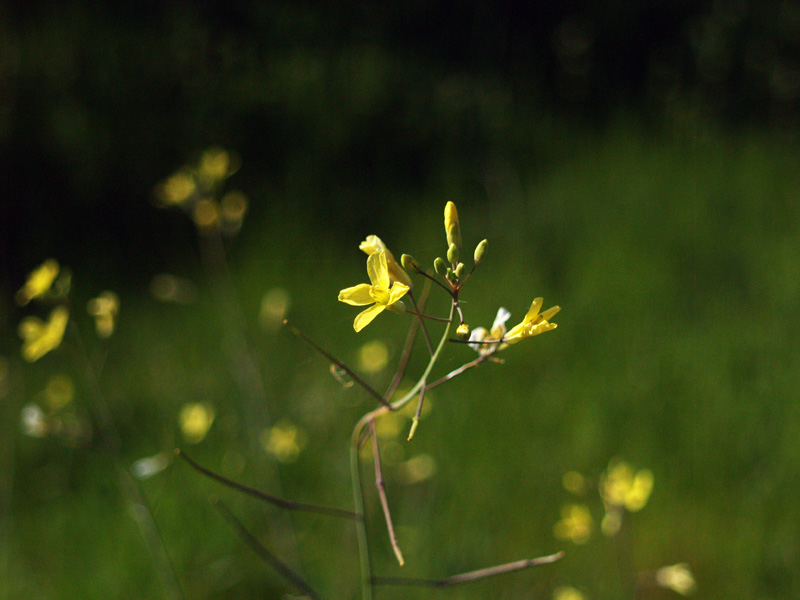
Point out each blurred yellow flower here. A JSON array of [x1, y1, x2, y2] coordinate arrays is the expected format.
[[656, 563, 696, 596], [553, 503, 593, 544], [42, 374, 75, 411], [157, 170, 196, 206], [600, 459, 654, 512], [261, 420, 308, 463], [398, 453, 437, 484], [444, 201, 461, 250], [359, 235, 412, 288], [198, 147, 238, 183], [339, 251, 410, 332], [87, 291, 120, 338], [16, 259, 59, 306], [179, 403, 215, 444], [18, 306, 69, 362], [504, 298, 560, 344], [553, 586, 587, 600], [357, 339, 390, 373]]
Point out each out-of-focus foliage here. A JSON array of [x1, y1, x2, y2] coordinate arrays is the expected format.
[[3, 2, 800, 600]]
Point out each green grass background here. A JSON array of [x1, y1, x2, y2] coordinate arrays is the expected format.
[[4, 115, 800, 600]]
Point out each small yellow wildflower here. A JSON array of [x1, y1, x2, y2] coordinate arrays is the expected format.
[[261, 420, 308, 463], [553, 586, 587, 600], [468, 307, 511, 355], [16, 259, 59, 306], [357, 339, 390, 373], [504, 298, 560, 344], [87, 291, 120, 338], [600, 459, 654, 512], [655, 563, 696, 596], [339, 251, 410, 332], [444, 201, 461, 250], [157, 170, 196, 206], [18, 306, 69, 362], [198, 147, 238, 183], [553, 503, 593, 544], [179, 402, 215, 444], [359, 235, 412, 287]]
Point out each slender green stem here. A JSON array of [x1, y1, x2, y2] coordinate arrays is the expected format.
[[351, 302, 455, 599]]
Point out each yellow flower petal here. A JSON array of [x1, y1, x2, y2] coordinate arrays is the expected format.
[[354, 303, 387, 332], [387, 282, 410, 304], [366, 251, 390, 289], [339, 283, 374, 306], [16, 259, 60, 306], [359, 235, 412, 287], [19, 306, 69, 362]]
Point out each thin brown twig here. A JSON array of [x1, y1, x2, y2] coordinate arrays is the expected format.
[[425, 354, 492, 391], [372, 551, 565, 588], [212, 499, 324, 600], [176, 449, 360, 521], [369, 419, 405, 566], [285, 320, 392, 409]]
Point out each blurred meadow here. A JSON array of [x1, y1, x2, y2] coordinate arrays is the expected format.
[[2, 2, 800, 599]]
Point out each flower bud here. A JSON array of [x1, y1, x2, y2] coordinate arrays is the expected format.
[[446, 243, 459, 265], [474, 239, 488, 264], [456, 323, 471, 340], [434, 257, 448, 276], [401, 254, 421, 273], [454, 262, 466, 279], [444, 201, 462, 250]]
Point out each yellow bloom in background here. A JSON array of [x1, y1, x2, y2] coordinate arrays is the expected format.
[[359, 235, 412, 287], [198, 147, 239, 183], [339, 251, 410, 332], [600, 459, 654, 512], [504, 297, 560, 344], [261, 420, 308, 463], [553, 586, 587, 600], [157, 170, 196, 206], [553, 503, 593, 544], [357, 339, 390, 373], [179, 402, 215, 444], [42, 374, 75, 411], [87, 291, 120, 338], [19, 306, 69, 362], [656, 563, 696, 596], [444, 201, 461, 249], [16, 259, 60, 306]]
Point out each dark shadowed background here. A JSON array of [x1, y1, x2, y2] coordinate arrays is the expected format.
[[2, 2, 800, 599]]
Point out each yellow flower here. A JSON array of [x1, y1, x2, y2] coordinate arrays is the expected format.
[[179, 402, 215, 444], [18, 306, 69, 362], [16, 259, 59, 306], [655, 563, 696, 596], [504, 298, 560, 344], [553, 586, 587, 600], [444, 201, 461, 249], [87, 291, 120, 338], [359, 235, 412, 288], [553, 503, 593, 544], [468, 307, 511, 355], [600, 459, 654, 512], [339, 251, 410, 332]]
